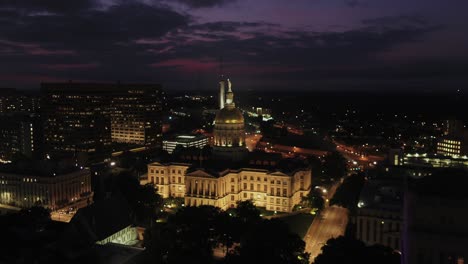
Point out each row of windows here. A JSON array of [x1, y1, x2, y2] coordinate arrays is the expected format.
[[438, 143, 461, 149], [358, 217, 400, 250], [151, 176, 183, 184], [441, 140, 461, 145], [237, 175, 292, 185], [150, 168, 183, 175]]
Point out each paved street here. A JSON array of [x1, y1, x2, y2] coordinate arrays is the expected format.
[[51, 210, 74, 223], [304, 205, 349, 262]]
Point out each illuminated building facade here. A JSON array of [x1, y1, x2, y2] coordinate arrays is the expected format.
[[219, 80, 225, 109], [110, 85, 163, 147], [42, 82, 163, 160], [163, 134, 208, 154], [147, 80, 311, 212], [148, 161, 310, 212], [0, 169, 92, 210], [212, 79, 248, 161], [437, 119, 468, 156], [437, 138, 467, 156]]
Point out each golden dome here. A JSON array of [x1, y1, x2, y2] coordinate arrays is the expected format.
[[214, 107, 244, 124]]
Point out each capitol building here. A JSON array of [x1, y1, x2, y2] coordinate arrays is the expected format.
[[147, 80, 311, 212]]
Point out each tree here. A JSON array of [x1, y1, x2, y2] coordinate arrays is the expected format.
[[307, 156, 324, 177], [144, 206, 232, 264], [234, 200, 261, 224], [224, 219, 309, 264], [302, 191, 324, 210], [144, 204, 310, 264], [330, 173, 365, 212], [323, 151, 347, 180], [112, 171, 163, 226], [313, 236, 400, 264]]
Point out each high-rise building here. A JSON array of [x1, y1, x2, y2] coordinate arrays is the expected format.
[[356, 177, 403, 251], [0, 113, 41, 163], [403, 170, 468, 264], [0, 88, 40, 114], [110, 84, 163, 147], [42, 83, 113, 161], [41, 82, 163, 161], [219, 80, 225, 109]]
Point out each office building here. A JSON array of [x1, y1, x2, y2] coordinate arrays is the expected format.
[[110, 85, 163, 147], [437, 138, 467, 156], [41, 82, 163, 161], [356, 177, 403, 251], [42, 83, 112, 160], [437, 120, 468, 156], [0, 88, 40, 114], [403, 170, 468, 264], [163, 134, 209, 154], [0, 113, 41, 163]]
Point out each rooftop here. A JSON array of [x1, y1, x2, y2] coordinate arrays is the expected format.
[[409, 168, 468, 199], [0, 159, 85, 177], [358, 176, 404, 211]]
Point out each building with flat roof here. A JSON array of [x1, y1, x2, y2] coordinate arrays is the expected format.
[[163, 134, 208, 154], [0, 167, 92, 210], [0, 113, 41, 163], [0, 88, 40, 114], [110, 85, 163, 147], [437, 119, 468, 156], [403, 169, 468, 264], [69, 196, 138, 246], [41, 82, 163, 161]]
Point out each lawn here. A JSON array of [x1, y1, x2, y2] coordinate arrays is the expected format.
[[279, 213, 315, 238]]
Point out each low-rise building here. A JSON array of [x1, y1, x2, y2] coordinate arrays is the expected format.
[[148, 158, 310, 212], [163, 134, 209, 154], [0, 166, 92, 210], [69, 196, 138, 246]]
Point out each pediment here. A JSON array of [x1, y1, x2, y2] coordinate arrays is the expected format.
[[186, 169, 216, 178], [269, 171, 288, 177]]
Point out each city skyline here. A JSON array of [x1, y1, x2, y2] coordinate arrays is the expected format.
[[1, 0, 467, 91]]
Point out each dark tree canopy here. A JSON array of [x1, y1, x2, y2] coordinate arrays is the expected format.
[[112, 171, 163, 226], [224, 218, 309, 264], [330, 173, 365, 212], [144, 201, 309, 264], [314, 236, 400, 264], [302, 191, 325, 210], [323, 151, 347, 180]]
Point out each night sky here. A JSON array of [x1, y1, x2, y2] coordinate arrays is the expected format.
[[1, 0, 467, 91]]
